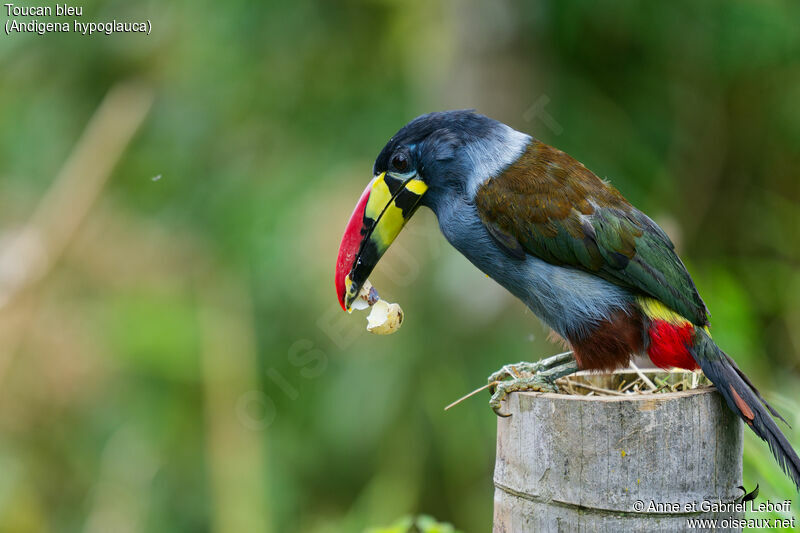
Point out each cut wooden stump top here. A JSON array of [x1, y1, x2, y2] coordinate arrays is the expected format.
[[493, 369, 744, 533]]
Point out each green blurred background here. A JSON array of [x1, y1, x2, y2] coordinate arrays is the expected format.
[[0, 0, 799, 531]]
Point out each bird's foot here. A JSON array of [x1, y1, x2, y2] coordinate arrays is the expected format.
[[489, 374, 558, 417], [487, 361, 545, 385], [487, 350, 574, 385], [487, 352, 578, 417]]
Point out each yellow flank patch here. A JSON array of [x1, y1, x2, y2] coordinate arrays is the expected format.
[[637, 296, 691, 325], [404, 178, 428, 195]]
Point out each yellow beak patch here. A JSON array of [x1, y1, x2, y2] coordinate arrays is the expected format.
[[364, 172, 427, 252]]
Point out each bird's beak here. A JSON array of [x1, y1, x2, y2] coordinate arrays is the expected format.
[[335, 171, 428, 311]]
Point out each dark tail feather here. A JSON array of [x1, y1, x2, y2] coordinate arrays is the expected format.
[[721, 351, 789, 425], [693, 329, 800, 490]]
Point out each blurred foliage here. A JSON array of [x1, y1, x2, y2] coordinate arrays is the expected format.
[[0, 0, 798, 531], [365, 515, 461, 533]]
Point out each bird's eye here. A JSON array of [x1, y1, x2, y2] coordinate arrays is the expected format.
[[391, 153, 409, 172]]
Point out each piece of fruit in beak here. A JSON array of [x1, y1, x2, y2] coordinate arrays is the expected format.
[[350, 279, 404, 335], [366, 300, 403, 335]]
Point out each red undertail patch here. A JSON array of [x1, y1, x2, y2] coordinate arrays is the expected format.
[[647, 320, 699, 370]]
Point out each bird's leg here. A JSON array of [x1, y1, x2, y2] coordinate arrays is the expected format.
[[488, 352, 579, 417]]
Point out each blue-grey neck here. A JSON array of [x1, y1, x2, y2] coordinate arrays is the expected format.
[[414, 112, 531, 209]]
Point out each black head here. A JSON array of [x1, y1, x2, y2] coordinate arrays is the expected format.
[[373, 110, 500, 181], [335, 110, 529, 310]]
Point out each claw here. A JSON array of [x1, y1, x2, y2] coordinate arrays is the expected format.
[[494, 406, 512, 418], [490, 382, 512, 417]]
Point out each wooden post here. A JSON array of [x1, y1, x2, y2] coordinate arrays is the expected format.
[[493, 372, 744, 532]]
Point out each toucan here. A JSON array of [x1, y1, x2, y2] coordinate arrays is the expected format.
[[334, 110, 800, 490]]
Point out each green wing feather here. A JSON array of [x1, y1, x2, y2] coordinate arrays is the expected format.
[[476, 141, 709, 326]]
